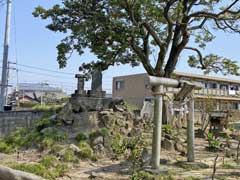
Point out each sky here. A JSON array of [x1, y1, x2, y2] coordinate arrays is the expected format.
[[0, 1, 240, 95]]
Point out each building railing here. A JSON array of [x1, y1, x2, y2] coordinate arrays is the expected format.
[[166, 87, 240, 97]]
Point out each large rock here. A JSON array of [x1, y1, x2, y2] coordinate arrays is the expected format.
[[161, 138, 174, 151], [92, 136, 104, 146], [69, 144, 81, 153], [0, 165, 45, 180]]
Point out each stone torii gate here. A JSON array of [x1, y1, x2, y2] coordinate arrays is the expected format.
[[148, 76, 202, 170]]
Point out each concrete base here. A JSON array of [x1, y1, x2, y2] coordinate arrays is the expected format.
[[69, 96, 112, 112]]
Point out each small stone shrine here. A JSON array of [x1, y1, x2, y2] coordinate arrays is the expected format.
[[69, 70, 112, 112]]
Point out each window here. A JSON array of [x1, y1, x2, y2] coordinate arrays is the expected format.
[[232, 102, 239, 110], [220, 84, 228, 90], [115, 80, 124, 90], [230, 85, 239, 91], [209, 82, 217, 89]]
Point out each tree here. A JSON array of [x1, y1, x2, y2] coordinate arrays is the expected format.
[[33, 0, 240, 78]]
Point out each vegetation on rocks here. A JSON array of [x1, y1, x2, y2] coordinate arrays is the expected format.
[[207, 133, 221, 152], [11, 161, 68, 180]]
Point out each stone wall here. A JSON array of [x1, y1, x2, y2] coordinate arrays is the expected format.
[[0, 111, 46, 137]]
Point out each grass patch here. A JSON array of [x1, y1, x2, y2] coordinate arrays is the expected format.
[[175, 161, 209, 170], [32, 104, 62, 112], [78, 142, 94, 159], [50, 144, 64, 155], [221, 163, 236, 169], [184, 177, 201, 180], [0, 117, 68, 153], [75, 133, 87, 142], [61, 148, 79, 163], [12, 162, 69, 180], [130, 170, 175, 180], [39, 155, 58, 168]]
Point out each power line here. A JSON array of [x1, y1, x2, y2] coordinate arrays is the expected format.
[[16, 69, 75, 79], [10, 61, 75, 76]]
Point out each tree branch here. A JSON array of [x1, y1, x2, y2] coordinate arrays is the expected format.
[[184, 46, 206, 69]]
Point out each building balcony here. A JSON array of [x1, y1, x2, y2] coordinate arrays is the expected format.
[[166, 87, 240, 99]]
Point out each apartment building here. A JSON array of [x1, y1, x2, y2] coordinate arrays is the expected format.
[[112, 72, 240, 113]]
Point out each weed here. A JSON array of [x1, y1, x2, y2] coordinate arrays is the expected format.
[[50, 144, 64, 155], [184, 177, 201, 180], [162, 124, 173, 135], [75, 133, 87, 142], [39, 155, 58, 168], [175, 161, 209, 170], [35, 118, 51, 131], [207, 133, 221, 152], [78, 142, 94, 160], [61, 148, 79, 163]]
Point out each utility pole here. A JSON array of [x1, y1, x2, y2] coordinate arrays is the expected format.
[[0, 0, 12, 111]]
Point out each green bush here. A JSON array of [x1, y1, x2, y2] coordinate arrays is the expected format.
[[110, 133, 127, 156], [35, 118, 51, 131], [121, 101, 139, 111], [12, 163, 54, 179], [61, 149, 79, 163], [42, 128, 68, 142], [162, 124, 173, 135], [75, 133, 87, 142], [12, 162, 69, 180], [0, 140, 16, 153], [50, 144, 64, 155], [207, 133, 221, 151], [99, 128, 109, 137], [39, 155, 58, 168], [32, 104, 62, 112], [79, 142, 93, 159], [78, 142, 94, 160], [131, 171, 174, 180], [41, 137, 55, 149]]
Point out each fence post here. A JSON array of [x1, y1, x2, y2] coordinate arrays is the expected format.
[[187, 93, 195, 162], [151, 85, 164, 169]]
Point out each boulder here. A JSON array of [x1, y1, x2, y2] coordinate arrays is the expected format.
[[69, 144, 81, 153], [0, 165, 45, 180], [174, 142, 186, 156], [161, 138, 174, 151], [92, 136, 104, 146]]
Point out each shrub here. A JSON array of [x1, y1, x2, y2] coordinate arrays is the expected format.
[[0, 140, 16, 154], [42, 128, 68, 142], [35, 118, 51, 131], [39, 155, 58, 168], [162, 124, 173, 135], [75, 133, 87, 142], [61, 149, 79, 163], [121, 101, 139, 111], [50, 144, 64, 155], [110, 133, 127, 156], [207, 133, 221, 151], [99, 128, 109, 137], [12, 162, 69, 180], [41, 137, 55, 149], [54, 164, 69, 177], [130, 171, 174, 180], [12, 163, 54, 179], [78, 142, 94, 160], [32, 104, 62, 112]]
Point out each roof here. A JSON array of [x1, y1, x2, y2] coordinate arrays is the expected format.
[[113, 72, 240, 84], [18, 83, 62, 92], [174, 72, 240, 84]]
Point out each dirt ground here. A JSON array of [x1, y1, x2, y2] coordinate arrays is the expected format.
[[0, 136, 239, 180]]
